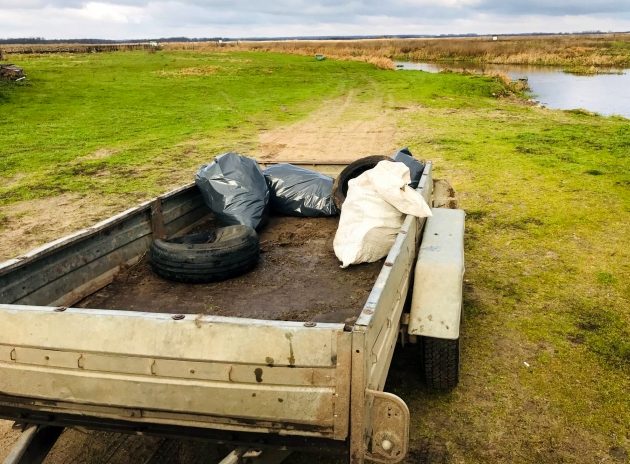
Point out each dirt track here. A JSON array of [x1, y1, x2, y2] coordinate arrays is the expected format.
[[255, 90, 400, 162], [0, 93, 422, 463]]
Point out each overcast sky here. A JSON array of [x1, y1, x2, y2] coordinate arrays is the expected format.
[[1, 1, 629, 40]]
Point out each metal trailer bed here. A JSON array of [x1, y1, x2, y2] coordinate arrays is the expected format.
[[0, 161, 435, 463]]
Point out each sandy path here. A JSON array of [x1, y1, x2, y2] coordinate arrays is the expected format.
[[0, 193, 131, 262], [0, 92, 414, 463], [254, 90, 400, 162]]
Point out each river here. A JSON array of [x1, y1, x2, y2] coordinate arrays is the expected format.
[[395, 61, 630, 118]]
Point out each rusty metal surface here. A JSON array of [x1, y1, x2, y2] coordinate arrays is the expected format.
[[0, 305, 352, 438], [432, 179, 459, 209], [364, 391, 409, 464]]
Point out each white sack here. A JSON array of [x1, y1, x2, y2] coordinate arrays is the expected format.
[[333, 160, 432, 268]]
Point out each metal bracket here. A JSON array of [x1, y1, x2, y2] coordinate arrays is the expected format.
[[3, 424, 64, 464], [218, 447, 291, 464], [150, 199, 166, 240], [364, 390, 410, 463]]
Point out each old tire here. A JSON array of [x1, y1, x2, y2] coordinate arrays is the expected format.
[[332, 155, 393, 210], [150, 225, 259, 283], [422, 337, 460, 391]]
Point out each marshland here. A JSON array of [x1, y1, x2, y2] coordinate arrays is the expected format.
[[0, 37, 629, 463]]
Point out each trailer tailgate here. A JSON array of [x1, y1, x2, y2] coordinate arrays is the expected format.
[[0, 306, 352, 440]]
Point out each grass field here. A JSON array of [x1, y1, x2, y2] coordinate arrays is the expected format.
[[0, 50, 629, 463]]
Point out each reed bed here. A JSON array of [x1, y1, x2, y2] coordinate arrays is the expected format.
[[0, 43, 157, 54], [165, 34, 630, 70]]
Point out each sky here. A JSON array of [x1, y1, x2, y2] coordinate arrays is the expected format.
[[1, 0, 629, 40]]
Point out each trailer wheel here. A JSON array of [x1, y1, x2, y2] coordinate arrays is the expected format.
[[150, 225, 259, 283], [332, 155, 393, 210], [422, 337, 460, 391]]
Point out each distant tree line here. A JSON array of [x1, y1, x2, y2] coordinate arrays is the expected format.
[[0, 30, 625, 45], [0, 37, 224, 44]]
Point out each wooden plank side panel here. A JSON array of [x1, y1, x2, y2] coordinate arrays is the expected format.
[[0, 185, 204, 306], [16, 236, 152, 306], [0, 212, 151, 303]]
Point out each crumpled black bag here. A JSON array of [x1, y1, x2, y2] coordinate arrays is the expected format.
[[392, 147, 425, 189], [195, 152, 269, 229], [263, 163, 338, 217]]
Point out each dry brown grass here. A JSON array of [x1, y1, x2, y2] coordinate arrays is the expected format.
[[163, 40, 396, 69], [154, 65, 220, 77], [1, 43, 156, 54], [5, 33, 629, 71], [165, 33, 630, 70]]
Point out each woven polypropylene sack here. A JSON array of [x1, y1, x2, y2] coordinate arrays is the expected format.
[[333, 161, 432, 268]]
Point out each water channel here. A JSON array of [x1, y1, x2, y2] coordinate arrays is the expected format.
[[395, 61, 630, 118]]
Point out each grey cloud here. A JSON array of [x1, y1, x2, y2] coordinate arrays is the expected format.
[[1, 0, 629, 39], [474, 0, 630, 16]]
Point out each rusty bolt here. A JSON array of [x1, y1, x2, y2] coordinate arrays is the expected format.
[[171, 314, 185, 320]]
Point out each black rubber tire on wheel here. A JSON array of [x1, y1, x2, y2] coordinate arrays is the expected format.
[[421, 337, 460, 391], [150, 225, 259, 283], [332, 155, 393, 210]]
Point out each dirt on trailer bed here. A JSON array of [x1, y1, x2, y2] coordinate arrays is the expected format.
[[77, 215, 382, 324]]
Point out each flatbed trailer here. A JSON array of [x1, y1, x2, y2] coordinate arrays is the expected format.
[[0, 160, 464, 463]]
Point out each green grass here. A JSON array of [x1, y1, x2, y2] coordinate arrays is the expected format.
[[1, 50, 629, 463], [387, 86, 630, 462], [0, 51, 370, 203]]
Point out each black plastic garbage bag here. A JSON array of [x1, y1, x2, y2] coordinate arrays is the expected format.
[[263, 163, 338, 217], [195, 152, 269, 229], [392, 147, 425, 189]]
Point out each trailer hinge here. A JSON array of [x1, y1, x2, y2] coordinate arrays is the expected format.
[[150, 199, 166, 240], [364, 390, 410, 463]]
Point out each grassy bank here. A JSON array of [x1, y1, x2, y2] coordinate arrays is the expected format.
[[164, 33, 630, 72], [0, 50, 629, 463], [0, 51, 366, 205]]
